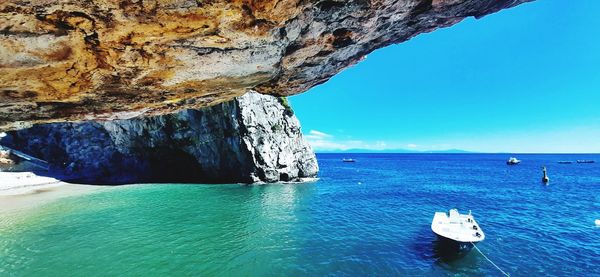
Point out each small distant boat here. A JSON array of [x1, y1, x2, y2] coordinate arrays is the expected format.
[[342, 158, 356, 163], [595, 219, 600, 227], [431, 209, 484, 252], [506, 157, 521, 165], [577, 160, 595, 164], [558, 161, 573, 164]]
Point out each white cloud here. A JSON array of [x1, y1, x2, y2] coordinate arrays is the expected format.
[[308, 130, 331, 137], [304, 130, 389, 151], [304, 130, 333, 140], [306, 139, 354, 151], [406, 143, 417, 148], [304, 130, 333, 142]]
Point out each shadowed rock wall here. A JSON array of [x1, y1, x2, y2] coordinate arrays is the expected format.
[[0, 92, 318, 184]]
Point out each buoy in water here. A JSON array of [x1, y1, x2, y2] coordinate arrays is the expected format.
[[542, 166, 549, 183], [595, 219, 600, 226]]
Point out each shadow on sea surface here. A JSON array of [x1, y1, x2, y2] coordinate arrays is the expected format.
[[412, 224, 483, 275], [431, 238, 472, 262], [413, 226, 473, 262]]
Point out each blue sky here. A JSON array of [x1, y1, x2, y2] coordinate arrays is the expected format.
[[289, 0, 600, 153]]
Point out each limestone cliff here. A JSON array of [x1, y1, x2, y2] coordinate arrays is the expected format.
[[0, 0, 532, 131], [0, 92, 318, 184]]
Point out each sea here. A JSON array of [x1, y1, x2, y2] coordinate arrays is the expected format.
[[1, 153, 600, 276]]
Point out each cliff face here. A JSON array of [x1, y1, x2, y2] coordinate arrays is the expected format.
[[0, 92, 318, 184], [0, 0, 532, 131]]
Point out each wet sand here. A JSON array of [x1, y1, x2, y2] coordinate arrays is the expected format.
[[0, 172, 105, 214]]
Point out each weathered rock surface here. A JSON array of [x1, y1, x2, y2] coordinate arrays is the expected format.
[[0, 0, 532, 131], [0, 92, 318, 184], [0, 149, 19, 169]]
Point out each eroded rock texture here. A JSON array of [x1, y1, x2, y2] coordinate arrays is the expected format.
[[0, 149, 19, 170], [0, 0, 531, 130], [0, 92, 318, 184]]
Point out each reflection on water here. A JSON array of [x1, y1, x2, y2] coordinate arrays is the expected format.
[[1, 154, 600, 275], [431, 238, 471, 262]]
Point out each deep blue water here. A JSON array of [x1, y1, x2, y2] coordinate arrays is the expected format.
[[314, 153, 600, 276], [1, 153, 600, 276]]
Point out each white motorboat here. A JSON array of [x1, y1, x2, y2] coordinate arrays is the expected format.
[[577, 160, 595, 164], [431, 209, 485, 252], [506, 157, 521, 165]]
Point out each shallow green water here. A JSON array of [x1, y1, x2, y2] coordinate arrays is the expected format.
[[1, 184, 316, 276]]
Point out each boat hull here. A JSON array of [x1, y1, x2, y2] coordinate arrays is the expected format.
[[435, 235, 476, 253]]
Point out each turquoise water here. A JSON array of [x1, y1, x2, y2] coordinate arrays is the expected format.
[[1, 154, 600, 276]]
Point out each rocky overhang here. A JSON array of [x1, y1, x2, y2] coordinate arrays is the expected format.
[[0, 0, 532, 131]]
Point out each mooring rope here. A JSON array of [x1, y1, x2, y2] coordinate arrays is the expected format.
[[471, 242, 510, 277]]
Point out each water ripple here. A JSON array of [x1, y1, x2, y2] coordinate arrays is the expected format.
[[1, 154, 599, 276]]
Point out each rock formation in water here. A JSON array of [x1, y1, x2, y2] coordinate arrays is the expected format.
[[0, 0, 532, 130], [0, 92, 318, 184]]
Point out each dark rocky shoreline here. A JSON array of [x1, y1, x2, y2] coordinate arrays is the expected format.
[[1, 92, 318, 184]]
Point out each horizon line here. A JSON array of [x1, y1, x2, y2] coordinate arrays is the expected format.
[[315, 152, 600, 154]]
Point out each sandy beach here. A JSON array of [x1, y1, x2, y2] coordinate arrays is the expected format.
[[0, 172, 105, 214]]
